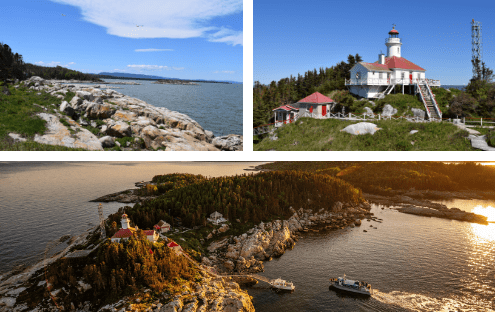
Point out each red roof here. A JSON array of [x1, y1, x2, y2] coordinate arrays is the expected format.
[[272, 105, 299, 111], [389, 29, 399, 34], [297, 92, 334, 104], [143, 230, 155, 236], [167, 241, 179, 248], [374, 56, 425, 71], [111, 228, 135, 239]]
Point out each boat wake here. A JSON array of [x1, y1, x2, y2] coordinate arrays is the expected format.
[[372, 290, 495, 312]]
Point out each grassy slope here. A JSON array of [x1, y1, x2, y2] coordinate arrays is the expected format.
[[254, 117, 476, 151], [0, 82, 85, 150]]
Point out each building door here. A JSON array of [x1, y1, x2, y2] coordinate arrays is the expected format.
[[309, 106, 313, 114], [322, 105, 327, 116], [409, 72, 413, 83]]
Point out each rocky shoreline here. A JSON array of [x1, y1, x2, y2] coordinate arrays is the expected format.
[[50, 79, 142, 85], [201, 201, 373, 276], [0, 225, 254, 312], [364, 193, 488, 224], [8, 76, 242, 151]]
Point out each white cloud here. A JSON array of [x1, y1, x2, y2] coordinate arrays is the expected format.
[[213, 70, 235, 74], [127, 64, 169, 70], [50, 0, 242, 45], [207, 27, 243, 46], [34, 61, 75, 67], [172, 67, 184, 70], [135, 48, 174, 52]]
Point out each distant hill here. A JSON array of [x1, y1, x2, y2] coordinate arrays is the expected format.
[[97, 72, 241, 84]]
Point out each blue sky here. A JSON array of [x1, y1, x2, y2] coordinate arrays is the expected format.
[[2, 0, 243, 82], [254, 0, 495, 85]]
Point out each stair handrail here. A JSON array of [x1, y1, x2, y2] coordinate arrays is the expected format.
[[416, 82, 432, 119], [424, 81, 442, 119]]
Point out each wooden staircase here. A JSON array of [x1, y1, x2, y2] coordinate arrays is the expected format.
[[418, 83, 441, 120], [377, 84, 395, 99]]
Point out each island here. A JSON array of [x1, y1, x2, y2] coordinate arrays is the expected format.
[[152, 79, 199, 85], [1, 162, 492, 311]]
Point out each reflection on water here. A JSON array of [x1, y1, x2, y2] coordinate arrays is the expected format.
[[0, 162, 265, 273], [249, 205, 495, 311], [472, 205, 495, 222], [470, 223, 495, 242]]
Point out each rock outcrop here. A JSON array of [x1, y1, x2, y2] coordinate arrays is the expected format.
[[156, 276, 254, 312], [16, 76, 242, 151], [204, 202, 373, 275]]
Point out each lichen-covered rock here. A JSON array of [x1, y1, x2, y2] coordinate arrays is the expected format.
[[212, 134, 243, 151], [59, 101, 75, 118], [106, 121, 132, 138], [33, 113, 103, 150], [86, 103, 115, 119], [70, 96, 83, 109], [76, 90, 94, 101]]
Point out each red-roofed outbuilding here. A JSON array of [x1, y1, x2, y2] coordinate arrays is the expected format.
[[272, 105, 299, 124], [296, 92, 335, 117]]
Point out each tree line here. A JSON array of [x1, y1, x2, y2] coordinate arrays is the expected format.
[[0, 42, 26, 82], [125, 171, 364, 230], [0, 42, 102, 83], [253, 54, 362, 127], [259, 161, 495, 195]]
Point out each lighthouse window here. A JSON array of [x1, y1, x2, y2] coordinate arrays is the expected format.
[[401, 72, 405, 80]]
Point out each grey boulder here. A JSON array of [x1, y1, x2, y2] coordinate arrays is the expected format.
[[99, 136, 115, 148], [382, 104, 397, 117]]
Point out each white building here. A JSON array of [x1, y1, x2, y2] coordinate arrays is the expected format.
[[346, 26, 440, 99], [154, 220, 171, 233], [207, 211, 227, 225], [110, 213, 158, 243]]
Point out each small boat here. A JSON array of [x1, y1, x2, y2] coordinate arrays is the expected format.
[[329, 274, 372, 296], [269, 278, 295, 291]]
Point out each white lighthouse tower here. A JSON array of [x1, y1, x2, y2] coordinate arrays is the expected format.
[[121, 213, 130, 229], [346, 25, 442, 119], [385, 25, 402, 58]]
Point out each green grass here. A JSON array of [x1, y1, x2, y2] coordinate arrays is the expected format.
[[254, 117, 476, 151], [0, 84, 63, 138], [374, 94, 425, 116], [0, 84, 85, 150], [0, 137, 85, 151]]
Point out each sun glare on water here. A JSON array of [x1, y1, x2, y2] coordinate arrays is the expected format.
[[472, 205, 495, 222], [470, 205, 495, 242]]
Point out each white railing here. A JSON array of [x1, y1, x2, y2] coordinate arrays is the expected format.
[[346, 78, 441, 86], [416, 82, 432, 119], [425, 81, 442, 118]]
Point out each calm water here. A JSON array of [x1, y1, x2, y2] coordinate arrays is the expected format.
[[441, 85, 467, 91], [67, 79, 243, 136], [0, 162, 264, 274], [2, 164, 494, 311], [248, 201, 495, 312]]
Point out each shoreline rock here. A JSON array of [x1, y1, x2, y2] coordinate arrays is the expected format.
[[11, 76, 242, 151], [364, 193, 488, 224], [203, 202, 373, 276]]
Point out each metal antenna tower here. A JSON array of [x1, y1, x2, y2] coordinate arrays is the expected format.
[[98, 203, 106, 239], [471, 19, 483, 77]]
